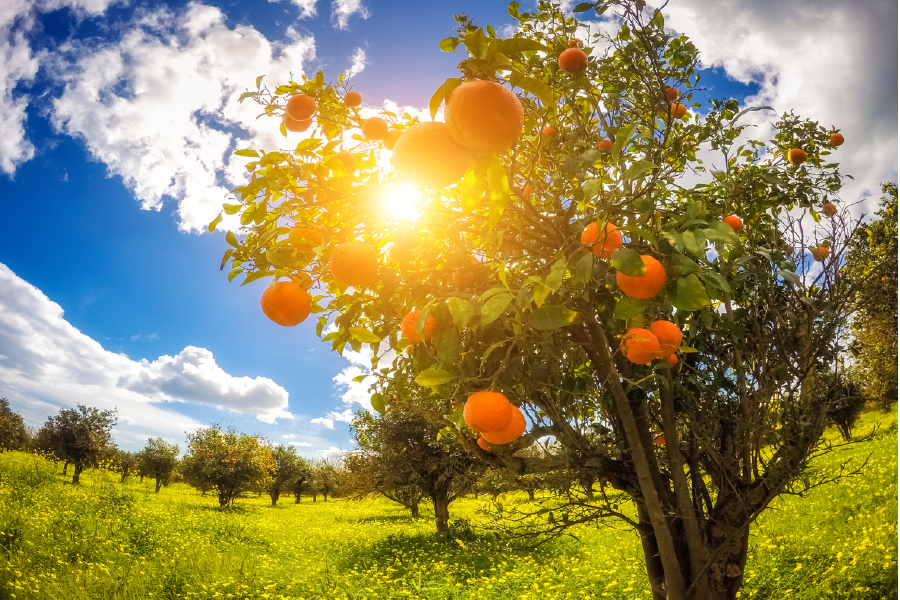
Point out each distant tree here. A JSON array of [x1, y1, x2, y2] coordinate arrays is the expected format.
[[291, 464, 313, 503], [0, 398, 28, 452], [40, 405, 117, 484], [114, 450, 140, 482], [345, 449, 427, 517], [349, 409, 484, 531], [183, 425, 273, 507], [308, 458, 343, 502], [138, 437, 180, 493], [821, 373, 868, 442], [264, 444, 310, 506], [845, 182, 898, 410]]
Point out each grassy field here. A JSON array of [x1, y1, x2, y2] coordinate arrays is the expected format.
[[0, 408, 896, 600]]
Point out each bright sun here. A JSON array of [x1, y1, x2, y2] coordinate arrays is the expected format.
[[383, 183, 422, 220]]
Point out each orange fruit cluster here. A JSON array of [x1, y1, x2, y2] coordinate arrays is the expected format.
[[620, 320, 682, 365], [464, 392, 526, 447], [811, 245, 830, 262], [788, 148, 807, 165], [822, 202, 837, 218], [671, 103, 687, 119], [616, 255, 667, 299], [261, 281, 312, 327], [401, 310, 437, 343], [581, 221, 623, 259]]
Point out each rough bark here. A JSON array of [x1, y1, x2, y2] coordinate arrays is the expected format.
[[154, 478, 162, 493], [410, 503, 420, 519], [432, 490, 450, 532], [270, 491, 280, 506]]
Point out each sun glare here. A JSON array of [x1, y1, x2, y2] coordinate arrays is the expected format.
[[383, 184, 422, 220]]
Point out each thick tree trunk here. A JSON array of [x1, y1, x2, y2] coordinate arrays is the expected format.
[[312, 493, 317, 502], [270, 492, 279, 506], [295, 493, 301, 504], [154, 478, 162, 493], [432, 490, 450, 532], [218, 488, 231, 507], [323, 491, 328, 502], [71, 463, 82, 485], [410, 503, 420, 519], [63, 461, 69, 476], [527, 489, 535, 501]]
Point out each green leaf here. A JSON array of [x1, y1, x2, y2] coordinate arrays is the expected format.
[[481, 292, 514, 326], [731, 105, 774, 122], [574, 253, 594, 284], [678, 346, 699, 353], [223, 203, 242, 215], [430, 78, 462, 120], [479, 286, 511, 302], [612, 123, 639, 155], [776, 270, 802, 286], [439, 37, 460, 52], [671, 274, 712, 311], [545, 259, 567, 293], [704, 221, 740, 246], [235, 149, 259, 157], [613, 297, 651, 322], [533, 280, 551, 308], [669, 255, 701, 276], [463, 28, 490, 59], [208, 213, 222, 233], [610, 247, 646, 276], [225, 230, 239, 248], [241, 270, 273, 287], [370, 393, 385, 415], [415, 369, 455, 387], [682, 230, 706, 257], [508, 72, 554, 105], [350, 326, 382, 343], [582, 178, 603, 200], [699, 271, 732, 295], [622, 160, 657, 181], [493, 38, 548, 54], [531, 305, 577, 330], [447, 297, 474, 331], [573, 2, 595, 12]]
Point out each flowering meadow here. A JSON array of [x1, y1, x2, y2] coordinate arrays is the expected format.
[[0, 408, 895, 600]]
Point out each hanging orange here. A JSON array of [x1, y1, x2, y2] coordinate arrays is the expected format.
[[260, 281, 311, 327], [286, 94, 316, 121], [616, 255, 667, 299], [463, 391, 513, 433], [558, 48, 588, 74], [362, 117, 389, 141], [581, 222, 623, 259], [649, 320, 682, 357], [391, 122, 471, 189], [329, 241, 378, 287], [481, 405, 526, 445], [444, 79, 525, 153], [401, 311, 437, 343]]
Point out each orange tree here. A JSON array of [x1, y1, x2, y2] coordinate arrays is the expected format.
[[213, 2, 859, 598], [182, 425, 273, 507]]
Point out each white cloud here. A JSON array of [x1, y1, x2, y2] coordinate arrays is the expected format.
[[645, 0, 897, 215], [0, 261, 293, 448], [310, 417, 334, 429], [326, 408, 355, 423], [331, 0, 369, 30], [318, 445, 342, 457], [46, 2, 317, 233], [117, 346, 294, 424], [288, 441, 311, 447], [348, 47, 367, 76], [268, 0, 317, 20]]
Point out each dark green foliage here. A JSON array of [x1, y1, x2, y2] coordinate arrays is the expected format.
[[0, 399, 28, 452]]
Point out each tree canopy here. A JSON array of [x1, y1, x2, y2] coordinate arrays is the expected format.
[[213, 2, 863, 598]]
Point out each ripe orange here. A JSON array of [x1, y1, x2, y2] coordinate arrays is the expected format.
[[463, 391, 513, 433], [444, 80, 524, 153], [665, 86, 679, 102], [261, 281, 311, 327], [654, 433, 666, 445], [542, 126, 554, 137], [344, 91, 362, 107], [329, 241, 378, 287], [882, 276, 889, 282], [450, 257, 483, 288], [616, 255, 667, 299], [391, 121, 471, 189], [481, 405, 526, 444], [289, 226, 324, 252], [283, 113, 312, 132], [362, 117, 389, 141], [723, 215, 743, 232], [581, 222, 623, 259], [811, 245, 829, 262], [665, 353, 678, 366], [401, 310, 437, 343], [649, 320, 682, 356], [558, 47, 588, 75], [476, 437, 492, 452], [523, 185, 534, 196], [788, 148, 807, 165], [822, 202, 837, 218], [335, 150, 355, 170], [597, 139, 613, 152], [671, 103, 687, 119], [383, 129, 402, 151], [829, 133, 844, 146], [620, 328, 661, 364], [567, 38, 582, 48], [286, 94, 316, 121]]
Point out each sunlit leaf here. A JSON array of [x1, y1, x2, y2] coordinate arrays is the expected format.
[[415, 369, 455, 387], [531, 305, 577, 330]]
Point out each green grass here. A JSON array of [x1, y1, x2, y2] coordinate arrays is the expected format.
[[0, 408, 896, 600]]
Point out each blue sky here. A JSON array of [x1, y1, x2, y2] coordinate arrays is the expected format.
[[0, 0, 896, 456]]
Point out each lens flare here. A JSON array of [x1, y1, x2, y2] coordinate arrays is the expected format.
[[383, 183, 422, 220]]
